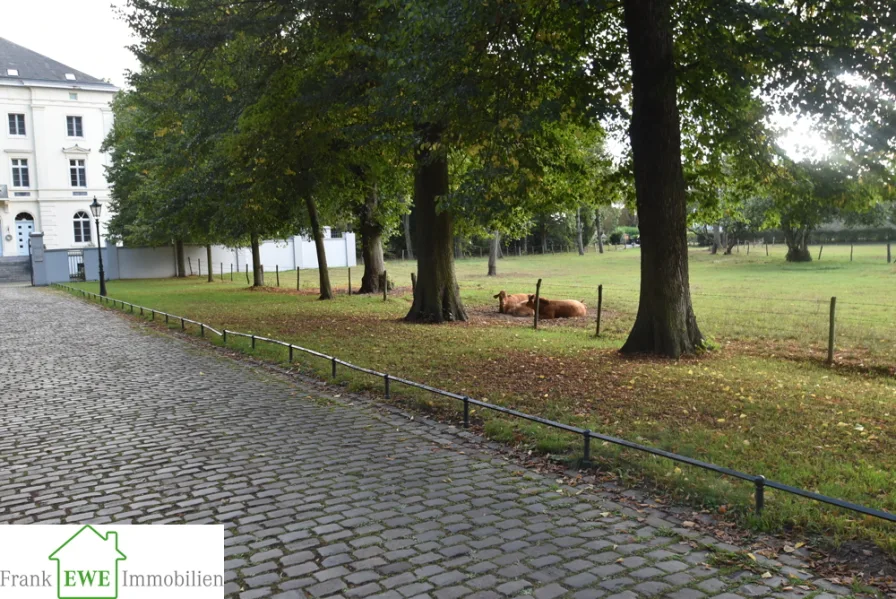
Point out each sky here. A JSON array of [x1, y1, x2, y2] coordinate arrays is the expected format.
[[0, 0, 139, 88]]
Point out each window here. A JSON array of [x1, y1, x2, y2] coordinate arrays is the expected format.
[[73, 211, 92, 243], [11, 158, 29, 187], [65, 73, 76, 81], [70, 159, 86, 187], [66, 116, 83, 137], [69, 92, 78, 101], [7, 69, 18, 76], [8, 113, 25, 136]]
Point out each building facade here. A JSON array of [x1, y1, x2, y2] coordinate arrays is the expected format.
[[0, 37, 116, 257]]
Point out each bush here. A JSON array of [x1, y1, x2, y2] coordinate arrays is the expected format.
[[608, 231, 623, 245]]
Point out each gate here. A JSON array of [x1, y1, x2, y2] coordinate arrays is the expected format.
[[68, 250, 85, 281]]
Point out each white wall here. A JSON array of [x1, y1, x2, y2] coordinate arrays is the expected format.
[[117, 247, 176, 279]]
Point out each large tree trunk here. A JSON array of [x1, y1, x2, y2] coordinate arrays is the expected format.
[[488, 231, 499, 276], [783, 225, 812, 262], [175, 239, 186, 278], [206, 244, 213, 282], [358, 191, 386, 293], [403, 210, 414, 260], [304, 196, 333, 299], [250, 233, 264, 287], [595, 209, 605, 254], [576, 207, 585, 255], [711, 223, 721, 254], [405, 124, 467, 322], [620, 0, 703, 358]]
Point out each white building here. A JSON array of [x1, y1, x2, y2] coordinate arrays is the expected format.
[[0, 37, 116, 257]]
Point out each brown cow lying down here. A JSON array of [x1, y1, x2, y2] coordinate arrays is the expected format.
[[493, 290, 530, 314], [526, 295, 587, 318], [506, 303, 535, 317]]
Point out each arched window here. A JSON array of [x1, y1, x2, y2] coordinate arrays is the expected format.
[[73, 211, 91, 243]]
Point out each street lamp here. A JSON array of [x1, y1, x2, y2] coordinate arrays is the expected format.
[[90, 197, 107, 297]]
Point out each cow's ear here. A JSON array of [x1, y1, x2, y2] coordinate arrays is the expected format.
[[528, 294, 535, 301], [493, 293, 499, 298]]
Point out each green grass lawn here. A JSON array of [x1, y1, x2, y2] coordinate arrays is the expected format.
[[68, 243, 896, 552]]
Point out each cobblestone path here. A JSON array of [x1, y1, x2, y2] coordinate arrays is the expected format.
[[0, 286, 856, 599]]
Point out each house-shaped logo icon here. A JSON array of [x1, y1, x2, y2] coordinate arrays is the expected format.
[[48, 526, 127, 599]]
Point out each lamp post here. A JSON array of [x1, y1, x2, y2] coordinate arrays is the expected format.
[[90, 197, 107, 297]]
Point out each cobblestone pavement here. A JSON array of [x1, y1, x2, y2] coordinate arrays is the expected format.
[[0, 286, 860, 599]]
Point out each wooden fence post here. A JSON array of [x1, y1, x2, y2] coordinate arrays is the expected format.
[[818, 245, 824, 261], [245, 264, 249, 285], [411, 272, 417, 295], [188, 257, 193, 275], [827, 296, 837, 364], [595, 284, 603, 337], [198, 258, 201, 276], [276, 265, 280, 287], [220, 262, 224, 281], [297, 268, 301, 291], [382, 270, 388, 301], [534, 278, 542, 330], [347, 267, 352, 295], [230, 263, 233, 281]]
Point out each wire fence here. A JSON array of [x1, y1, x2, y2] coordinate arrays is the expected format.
[[53, 282, 896, 527], [483, 278, 896, 367], [181, 255, 896, 366]]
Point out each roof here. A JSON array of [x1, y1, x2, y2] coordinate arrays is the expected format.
[[0, 37, 116, 89]]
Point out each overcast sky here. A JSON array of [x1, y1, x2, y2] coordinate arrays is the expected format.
[[0, 0, 139, 88]]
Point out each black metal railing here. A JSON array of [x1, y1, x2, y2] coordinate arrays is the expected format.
[[53, 283, 896, 527]]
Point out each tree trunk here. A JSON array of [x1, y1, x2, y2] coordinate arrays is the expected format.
[[576, 207, 585, 255], [595, 209, 605, 254], [403, 210, 414, 260], [250, 233, 264, 287], [405, 124, 467, 322], [711, 223, 721, 254], [620, 0, 703, 358], [488, 231, 499, 276], [358, 191, 385, 293], [541, 222, 547, 254], [305, 195, 333, 299], [206, 244, 213, 282], [783, 225, 812, 262], [724, 235, 737, 255], [175, 239, 186, 277]]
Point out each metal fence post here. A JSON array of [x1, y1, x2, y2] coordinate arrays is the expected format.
[[384, 374, 390, 398], [348, 267, 352, 295], [276, 265, 280, 287], [181, 317, 185, 330], [754, 475, 766, 515], [165, 313, 169, 324], [827, 296, 837, 364], [251, 335, 256, 349], [223, 329, 227, 344], [533, 278, 542, 330], [200, 323, 205, 337], [595, 284, 603, 337], [583, 430, 592, 465], [331, 357, 337, 378], [289, 345, 293, 362], [463, 397, 470, 428]]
